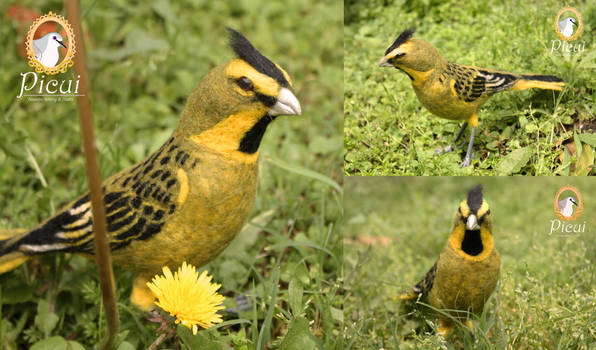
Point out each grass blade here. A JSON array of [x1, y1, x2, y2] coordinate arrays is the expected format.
[[265, 156, 342, 194]]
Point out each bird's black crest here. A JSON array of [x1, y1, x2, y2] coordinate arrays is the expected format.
[[227, 28, 289, 87], [467, 185, 483, 214], [384, 28, 415, 55]]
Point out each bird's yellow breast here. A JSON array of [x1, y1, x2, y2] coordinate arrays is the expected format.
[[428, 242, 500, 317], [412, 79, 480, 121]]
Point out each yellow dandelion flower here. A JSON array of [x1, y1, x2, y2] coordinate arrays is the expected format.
[[147, 261, 225, 335]]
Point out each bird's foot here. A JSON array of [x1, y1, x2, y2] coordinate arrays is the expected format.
[[464, 319, 476, 341], [436, 143, 465, 155], [436, 145, 451, 155], [460, 151, 475, 168]]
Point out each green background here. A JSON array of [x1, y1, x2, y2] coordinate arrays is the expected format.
[[0, 0, 343, 348], [344, 177, 596, 349], [344, 0, 595, 176]]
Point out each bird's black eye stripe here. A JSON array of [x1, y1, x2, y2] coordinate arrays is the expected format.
[[478, 210, 491, 224], [256, 93, 276, 107], [388, 54, 405, 65], [236, 77, 254, 91]]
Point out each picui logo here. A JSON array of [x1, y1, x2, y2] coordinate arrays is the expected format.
[[550, 185, 585, 236], [17, 11, 82, 100], [551, 6, 585, 55], [25, 11, 75, 74]]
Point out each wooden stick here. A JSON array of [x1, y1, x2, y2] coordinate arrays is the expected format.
[[64, 1, 120, 349]]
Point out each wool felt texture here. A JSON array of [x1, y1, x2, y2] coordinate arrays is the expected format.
[[379, 28, 564, 167], [400, 186, 500, 337], [0, 29, 300, 310]]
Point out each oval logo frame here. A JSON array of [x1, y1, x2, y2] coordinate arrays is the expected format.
[[554, 184, 583, 221], [25, 11, 76, 75], [555, 6, 583, 42]]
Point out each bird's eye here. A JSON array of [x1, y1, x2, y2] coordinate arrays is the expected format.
[[53, 36, 56, 40], [394, 53, 406, 59], [236, 77, 254, 91]]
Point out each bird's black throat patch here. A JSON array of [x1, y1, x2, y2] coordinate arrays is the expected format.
[[239, 114, 276, 154], [461, 229, 483, 256], [227, 28, 289, 87]]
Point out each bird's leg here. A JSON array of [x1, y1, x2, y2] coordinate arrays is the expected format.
[[452, 122, 468, 145], [131, 276, 155, 311], [460, 113, 478, 167], [460, 126, 476, 167], [436, 123, 467, 154]]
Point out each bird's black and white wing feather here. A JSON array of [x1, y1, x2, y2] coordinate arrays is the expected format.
[[2, 137, 200, 256], [400, 260, 437, 300], [441, 63, 519, 103]]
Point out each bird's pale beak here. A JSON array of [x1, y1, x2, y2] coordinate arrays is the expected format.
[[269, 87, 301, 116], [466, 215, 480, 230], [57, 40, 67, 49], [378, 56, 392, 67]]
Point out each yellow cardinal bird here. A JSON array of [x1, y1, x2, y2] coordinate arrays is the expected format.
[[0, 28, 301, 310], [379, 29, 564, 167], [400, 185, 500, 337]]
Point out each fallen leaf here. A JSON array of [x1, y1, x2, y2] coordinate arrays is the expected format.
[[575, 144, 594, 176], [496, 146, 532, 175]]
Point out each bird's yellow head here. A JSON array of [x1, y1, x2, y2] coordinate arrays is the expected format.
[[378, 29, 444, 80], [176, 28, 301, 161], [449, 185, 494, 259]]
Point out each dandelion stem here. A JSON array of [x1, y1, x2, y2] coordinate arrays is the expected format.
[[146, 333, 169, 350]]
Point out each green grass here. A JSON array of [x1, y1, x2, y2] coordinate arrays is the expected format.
[[0, 0, 343, 348], [344, 0, 596, 175], [344, 177, 596, 349]]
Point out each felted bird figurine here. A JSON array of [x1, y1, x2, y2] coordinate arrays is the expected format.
[[400, 185, 500, 337], [378, 29, 565, 167], [0, 28, 301, 310]]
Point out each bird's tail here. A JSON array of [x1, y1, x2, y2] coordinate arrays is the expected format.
[[511, 74, 565, 91], [0, 228, 30, 274]]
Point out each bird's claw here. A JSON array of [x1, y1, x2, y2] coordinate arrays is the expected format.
[[436, 145, 454, 155], [437, 143, 466, 155], [460, 150, 475, 167], [442, 145, 453, 154]]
